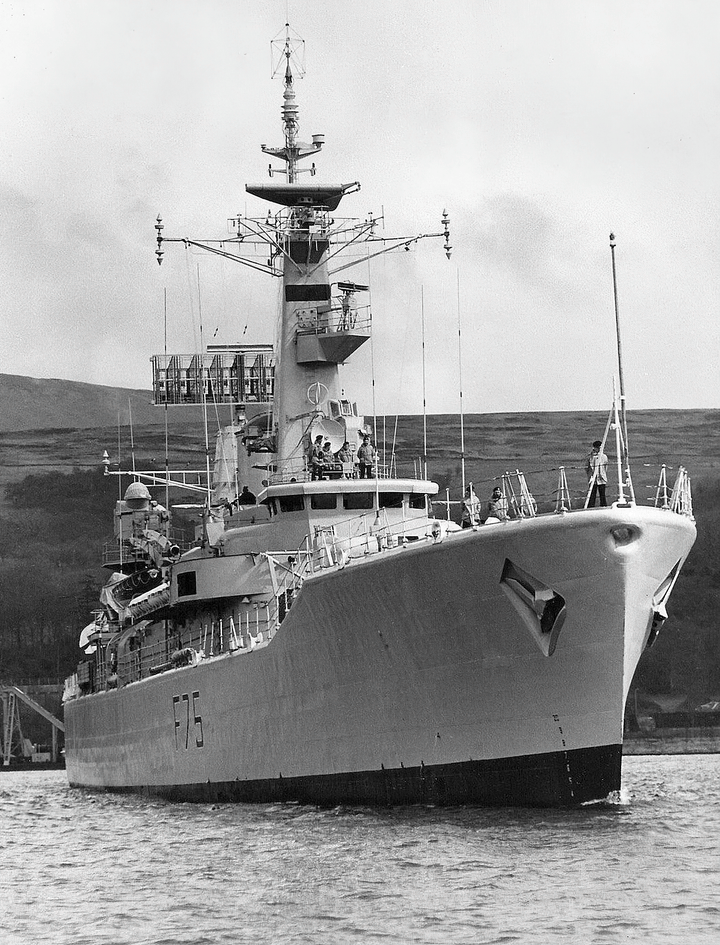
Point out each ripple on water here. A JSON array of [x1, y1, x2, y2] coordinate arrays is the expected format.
[[2, 757, 720, 944]]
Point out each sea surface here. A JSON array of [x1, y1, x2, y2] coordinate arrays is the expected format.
[[2, 754, 719, 945]]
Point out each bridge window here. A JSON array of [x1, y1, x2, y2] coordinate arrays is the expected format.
[[409, 495, 427, 510], [311, 494, 338, 510], [378, 492, 403, 509], [279, 494, 305, 513], [343, 493, 374, 510]]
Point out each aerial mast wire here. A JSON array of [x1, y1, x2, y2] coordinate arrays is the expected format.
[[456, 268, 466, 496], [421, 286, 428, 479], [163, 287, 170, 514], [129, 398, 136, 475], [197, 264, 212, 510], [609, 233, 634, 503]]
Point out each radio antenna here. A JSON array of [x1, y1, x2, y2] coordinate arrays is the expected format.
[[609, 233, 634, 503]]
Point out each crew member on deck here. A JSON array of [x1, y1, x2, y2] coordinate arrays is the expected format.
[[310, 434, 324, 480], [357, 434, 377, 478], [586, 439, 609, 507], [323, 441, 339, 479], [238, 485, 257, 506], [461, 484, 481, 528], [335, 441, 354, 478], [486, 486, 509, 522]]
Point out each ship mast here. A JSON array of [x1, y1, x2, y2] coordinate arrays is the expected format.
[[261, 24, 324, 184], [151, 23, 452, 485]]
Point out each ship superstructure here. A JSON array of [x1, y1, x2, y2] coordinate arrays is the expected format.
[[63, 26, 696, 807]]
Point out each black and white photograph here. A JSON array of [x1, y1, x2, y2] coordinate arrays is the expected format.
[[1, 2, 719, 943]]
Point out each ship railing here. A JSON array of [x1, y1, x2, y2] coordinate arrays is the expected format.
[[113, 636, 176, 686], [295, 307, 371, 336], [172, 594, 301, 663], [102, 534, 193, 567], [302, 506, 452, 572], [435, 462, 695, 525], [667, 465, 693, 517], [267, 458, 433, 485], [104, 546, 315, 684], [102, 541, 152, 568], [151, 350, 275, 406]]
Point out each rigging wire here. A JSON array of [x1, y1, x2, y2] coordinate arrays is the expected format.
[[163, 287, 170, 514], [184, 244, 199, 355], [457, 268, 466, 496], [128, 398, 136, 475], [366, 247, 378, 446], [196, 263, 212, 509], [421, 286, 427, 479], [390, 255, 413, 466]]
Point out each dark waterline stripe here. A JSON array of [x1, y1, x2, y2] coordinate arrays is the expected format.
[[68, 743, 622, 808]]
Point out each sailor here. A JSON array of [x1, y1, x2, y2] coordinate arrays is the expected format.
[[586, 439, 609, 507], [309, 434, 324, 480], [146, 499, 169, 531], [238, 485, 257, 506], [486, 486, 509, 522], [335, 441, 354, 478], [357, 434, 377, 479], [460, 484, 481, 528], [323, 441, 339, 479]]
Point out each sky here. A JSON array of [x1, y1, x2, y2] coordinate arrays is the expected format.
[[1, 0, 718, 415]]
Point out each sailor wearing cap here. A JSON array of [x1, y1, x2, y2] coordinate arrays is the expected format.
[[586, 439, 608, 507], [357, 434, 377, 479], [487, 486, 509, 522]]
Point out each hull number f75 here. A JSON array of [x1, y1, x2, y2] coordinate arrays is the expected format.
[[173, 691, 204, 749]]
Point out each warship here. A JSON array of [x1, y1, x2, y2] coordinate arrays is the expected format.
[[63, 25, 696, 806]]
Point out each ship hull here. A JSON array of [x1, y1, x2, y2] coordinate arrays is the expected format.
[[64, 506, 695, 807], [72, 744, 621, 807]]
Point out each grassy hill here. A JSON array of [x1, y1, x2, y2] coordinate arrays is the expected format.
[[0, 373, 159, 432]]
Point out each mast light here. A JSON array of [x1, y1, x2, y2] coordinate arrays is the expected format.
[[442, 210, 452, 259], [155, 214, 164, 265]]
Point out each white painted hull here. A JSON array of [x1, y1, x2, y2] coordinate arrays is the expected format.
[[65, 506, 695, 806]]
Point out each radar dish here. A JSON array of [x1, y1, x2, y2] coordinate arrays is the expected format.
[[309, 418, 345, 455]]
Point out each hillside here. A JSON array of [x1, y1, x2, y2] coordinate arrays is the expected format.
[[0, 372, 168, 432]]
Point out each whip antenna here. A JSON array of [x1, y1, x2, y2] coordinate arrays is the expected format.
[[457, 268, 466, 496], [609, 233, 634, 503], [421, 286, 427, 479]]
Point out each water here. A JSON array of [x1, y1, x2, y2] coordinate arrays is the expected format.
[[2, 755, 719, 945]]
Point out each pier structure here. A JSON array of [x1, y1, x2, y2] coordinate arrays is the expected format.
[[1, 685, 64, 766]]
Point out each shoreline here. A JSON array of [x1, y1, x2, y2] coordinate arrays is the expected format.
[[623, 730, 720, 755]]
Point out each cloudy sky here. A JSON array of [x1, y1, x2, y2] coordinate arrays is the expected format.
[[1, 0, 718, 415]]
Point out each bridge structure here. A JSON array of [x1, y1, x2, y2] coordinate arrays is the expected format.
[[1, 684, 64, 765]]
